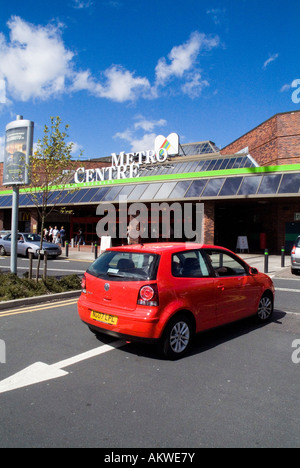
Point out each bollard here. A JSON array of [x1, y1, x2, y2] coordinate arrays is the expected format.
[[281, 246, 285, 268], [65, 242, 69, 258], [43, 251, 48, 281], [28, 251, 34, 280], [264, 249, 269, 273], [94, 243, 98, 259]]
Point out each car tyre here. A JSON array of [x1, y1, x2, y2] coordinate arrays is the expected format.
[[291, 268, 300, 276], [256, 293, 273, 322], [0, 246, 6, 256], [160, 313, 194, 360]]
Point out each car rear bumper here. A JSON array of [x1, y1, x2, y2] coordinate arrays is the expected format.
[[291, 255, 300, 270], [81, 320, 159, 344], [78, 294, 162, 341]]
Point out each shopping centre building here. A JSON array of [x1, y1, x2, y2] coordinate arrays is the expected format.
[[0, 110, 299, 253]]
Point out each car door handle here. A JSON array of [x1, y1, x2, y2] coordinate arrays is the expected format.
[[217, 284, 225, 291]]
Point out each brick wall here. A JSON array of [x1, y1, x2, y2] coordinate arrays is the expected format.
[[204, 202, 215, 244], [221, 111, 300, 166]]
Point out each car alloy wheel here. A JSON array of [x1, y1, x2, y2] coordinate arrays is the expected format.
[[170, 321, 190, 354], [257, 294, 273, 322], [161, 314, 193, 360]]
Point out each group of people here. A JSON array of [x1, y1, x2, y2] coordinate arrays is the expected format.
[[42, 226, 86, 247], [42, 226, 66, 247]]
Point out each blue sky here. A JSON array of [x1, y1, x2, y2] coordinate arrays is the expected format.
[[0, 0, 299, 161]]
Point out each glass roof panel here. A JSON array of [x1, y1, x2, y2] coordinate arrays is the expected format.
[[219, 177, 244, 196], [238, 176, 262, 195], [226, 159, 236, 169], [0, 195, 11, 207], [19, 193, 32, 206], [169, 180, 192, 199], [154, 182, 177, 200], [74, 188, 98, 203], [185, 179, 208, 198], [51, 190, 69, 205], [202, 178, 225, 197], [233, 157, 243, 168], [127, 184, 149, 201], [59, 190, 78, 204], [213, 159, 224, 170], [140, 183, 162, 200], [90, 187, 111, 202], [278, 173, 300, 193], [114, 184, 135, 200], [257, 174, 282, 194], [220, 159, 230, 170], [101, 185, 123, 201]]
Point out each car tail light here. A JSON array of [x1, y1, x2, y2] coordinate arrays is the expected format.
[[137, 285, 159, 306], [81, 274, 86, 293], [292, 246, 296, 255]]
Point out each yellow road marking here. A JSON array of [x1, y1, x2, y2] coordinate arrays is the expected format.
[[0, 298, 78, 318]]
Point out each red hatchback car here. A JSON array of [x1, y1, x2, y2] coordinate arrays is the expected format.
[[78, 243, 275, 359]]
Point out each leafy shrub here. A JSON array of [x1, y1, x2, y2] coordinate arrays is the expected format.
[[0, 273, 81, 302]]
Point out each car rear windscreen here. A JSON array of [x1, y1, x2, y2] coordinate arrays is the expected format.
[[87, 250, 160, 281]]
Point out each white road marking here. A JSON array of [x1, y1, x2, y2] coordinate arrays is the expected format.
[[0, 340, 126, 394]]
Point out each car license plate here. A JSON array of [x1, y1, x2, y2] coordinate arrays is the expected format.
[[90, 310, 118, 325]]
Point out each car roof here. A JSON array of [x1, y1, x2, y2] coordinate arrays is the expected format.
[[107, 242, 231, 255]]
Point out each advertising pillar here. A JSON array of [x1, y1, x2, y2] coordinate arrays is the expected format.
[[3, 116, 34, 274]]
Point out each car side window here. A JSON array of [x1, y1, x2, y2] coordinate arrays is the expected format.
[[205, 250, 247, 277], [172, 250, 210, 278]]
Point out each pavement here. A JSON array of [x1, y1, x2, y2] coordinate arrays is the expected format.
[[238, 253, 295, 279], [65, 245, 295, 279]]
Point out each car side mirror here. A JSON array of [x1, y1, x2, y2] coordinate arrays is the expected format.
[[250, 267, 258, 275]]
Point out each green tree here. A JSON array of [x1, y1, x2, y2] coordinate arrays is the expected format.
[[24, 116, 81, 280]]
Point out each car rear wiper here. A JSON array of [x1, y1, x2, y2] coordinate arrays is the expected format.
[[107, 271, 126, 278]]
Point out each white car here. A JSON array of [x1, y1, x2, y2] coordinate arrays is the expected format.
[[0, 233, 62, 259], [291, 236, 300, 275], [0, 230, 10, 239]]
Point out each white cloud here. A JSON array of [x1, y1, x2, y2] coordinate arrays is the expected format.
[[70, 141, 83, 156], [114, 116, 167, 152], [0, 16, 74, 101], [0, 135, 5, 162], [71, 66, 151, 102], [134, 117, 167, 132], [263, 53, 279, 69], [72, 0, 94, 8], [206, 8, 226, 25], [0, 78, 6, 104], [181, 72, 209, 98], [0, 17, 219, 104], [97, 66, 151, 102], [128, 133, 158, 153], [154, 31, 219, 88]]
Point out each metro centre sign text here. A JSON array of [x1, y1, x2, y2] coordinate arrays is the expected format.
[[74, 149, 169, 185]]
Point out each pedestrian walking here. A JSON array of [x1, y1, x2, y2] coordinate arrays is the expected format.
[[60, 226, 66, 247], [52, 226, 59, 244], [78, 228, 85, 246]]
